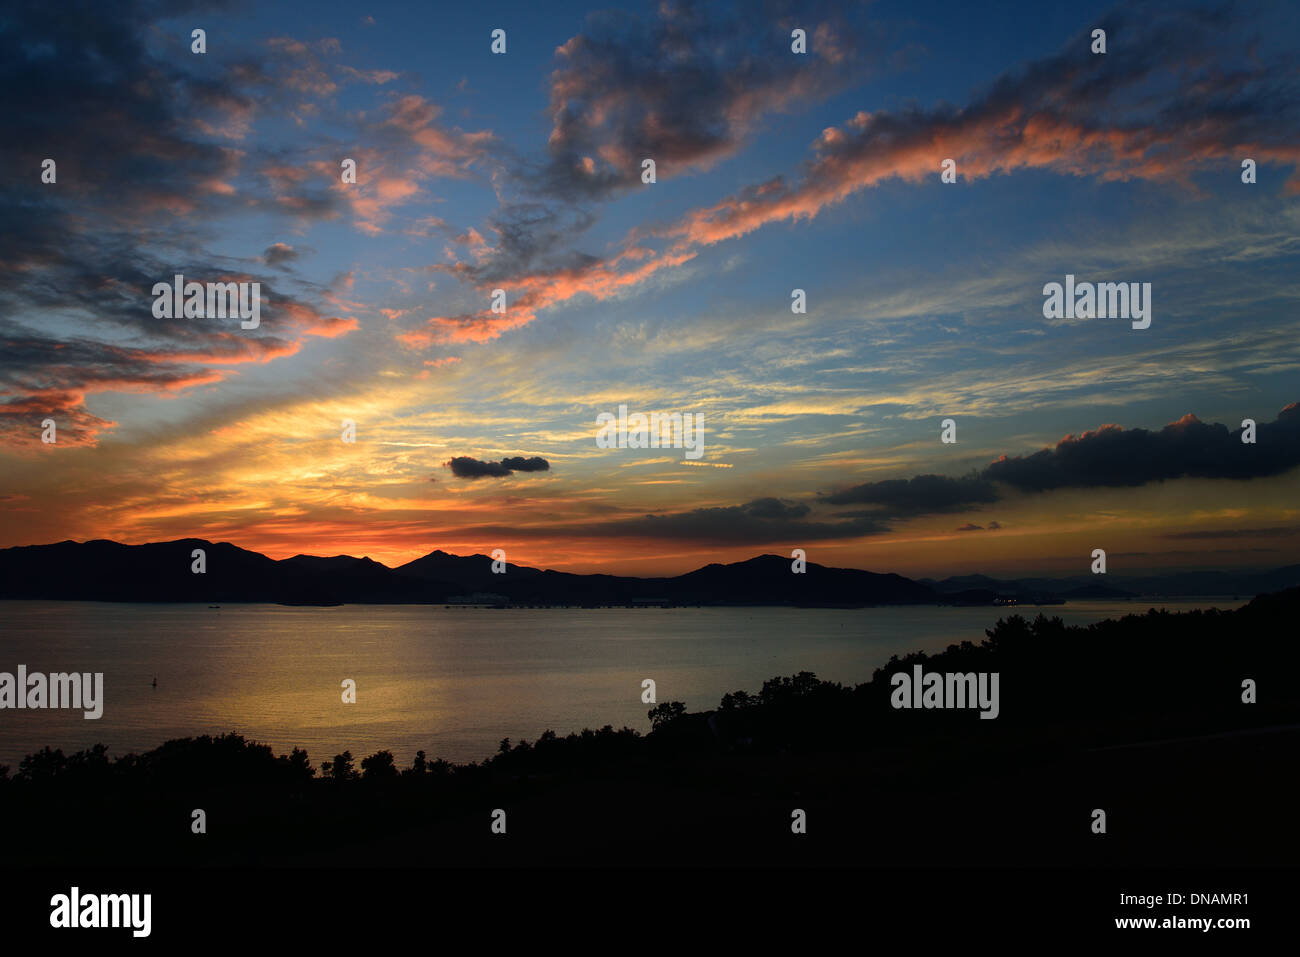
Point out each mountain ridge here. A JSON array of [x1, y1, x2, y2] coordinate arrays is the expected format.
[[0, 539, 1296, 606]]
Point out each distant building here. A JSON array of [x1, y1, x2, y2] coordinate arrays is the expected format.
[[446, 592, 509, 605]]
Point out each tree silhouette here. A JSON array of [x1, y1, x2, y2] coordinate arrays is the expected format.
[[327, 750, 356, 781], [648, 701, 686, 730], [286, 746, 313, 782], [405, 750, 427, 776], [361, 750, 398, 780], [719, 690, 754, 710]]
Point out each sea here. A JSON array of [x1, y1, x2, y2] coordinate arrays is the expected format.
[[0, 599, 1245, 770]]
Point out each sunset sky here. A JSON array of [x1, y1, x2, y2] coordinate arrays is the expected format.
[[2, 0, 1298, 578]]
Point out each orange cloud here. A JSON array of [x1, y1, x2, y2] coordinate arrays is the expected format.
[[398, 247, 695, 346]]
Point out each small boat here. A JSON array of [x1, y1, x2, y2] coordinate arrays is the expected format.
[[151, 676, 157, 689]]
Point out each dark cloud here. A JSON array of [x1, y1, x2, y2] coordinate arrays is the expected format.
[[437, 204, 600, 288], [499, 456, 550, 473], [984, 405, 1300, 491], [446, 456, 551, 479], [953, 521, 1001, 532], [589, 498, 887, 544], [531, 0, 878, 201], [0, 261, 356, 448], [742, 497, 811, 520], [605, 405, 1297, 547], [0, 1, 361, 447], [1115, 548, 1282, 557], [447, 458, 511, 478], [823, 473, 998, 511], [263, 243, 299, 267], [0, 0, 245, 225], [1163, 526, 1300, 541], [0, 0, 356, 262], [427, 496, 877, 545], [823, 405, 1300, 524]]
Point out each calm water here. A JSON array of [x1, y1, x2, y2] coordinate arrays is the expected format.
[[0, 599, 1243, 770]]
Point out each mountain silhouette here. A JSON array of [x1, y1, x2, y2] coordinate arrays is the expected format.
[[1, 538, 1296, 605], [395, 549, 544, 590], [0, 539, 938, 606], [921, 564, 1300, 599]]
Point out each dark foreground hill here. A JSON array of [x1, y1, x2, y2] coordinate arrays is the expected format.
[[4, 586, 1298, 867]]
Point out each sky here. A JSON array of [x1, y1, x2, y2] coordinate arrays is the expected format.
[[1, 0, 1298, 578]]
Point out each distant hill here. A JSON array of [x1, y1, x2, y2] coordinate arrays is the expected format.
[[0, 539, 939, 607], [395, 549, 544, 590], [0, 539, 446, 604], [920, 564, 1300, 600], [668, 555, 934, 605], [1, 538, 1295, 606]]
